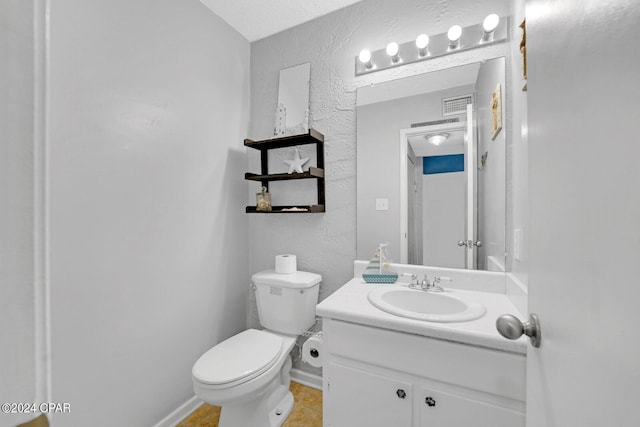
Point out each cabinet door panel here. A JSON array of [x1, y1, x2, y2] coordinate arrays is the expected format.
[[325, 363, 413, 427], [419, 387, 524, 427]]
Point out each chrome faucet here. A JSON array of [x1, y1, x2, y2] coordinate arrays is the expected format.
[[407, 274, 420, 290], [407, 274, 434, 291], [429, 274, 445, 292], [420, 275, 431, 291], [407, 273, 451, 292]]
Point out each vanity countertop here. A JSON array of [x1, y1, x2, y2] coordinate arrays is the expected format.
[[316, 278, 527, 355]]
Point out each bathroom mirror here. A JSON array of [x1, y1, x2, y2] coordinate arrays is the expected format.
[[356, 57, 506, 271]]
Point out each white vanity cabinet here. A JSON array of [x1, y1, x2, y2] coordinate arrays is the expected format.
[[322, 318, 526, 427], [326, 363, 413, 426]]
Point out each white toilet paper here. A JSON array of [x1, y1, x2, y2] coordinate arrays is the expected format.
[[302, 332, 323, 368], [275, 254, 297, 274]]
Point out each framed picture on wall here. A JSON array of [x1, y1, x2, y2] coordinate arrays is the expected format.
[[491, 84, 502, 140]]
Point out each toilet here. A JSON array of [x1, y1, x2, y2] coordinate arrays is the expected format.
[[192, 269, 321, 427]]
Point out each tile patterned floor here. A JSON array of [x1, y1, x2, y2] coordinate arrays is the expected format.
[[177, 381, 322, 427]]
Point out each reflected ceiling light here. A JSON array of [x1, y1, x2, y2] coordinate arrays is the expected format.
[[426, 133, 449, 146], [482, 14, 500, 41], [447, 25, 462, 49], [415, 34, 430, 57], [358, 49, 373, 69], [386, 42, 400, 63]]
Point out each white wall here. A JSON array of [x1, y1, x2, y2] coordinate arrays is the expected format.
[[506, 0, 528, 283], [475, 57, 506, 270], [47, 0, 250, 425], [0, 1, 37, 425]]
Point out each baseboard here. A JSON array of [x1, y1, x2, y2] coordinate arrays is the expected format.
[[152, 395, 202, 427], [290, 368, 322, 390]]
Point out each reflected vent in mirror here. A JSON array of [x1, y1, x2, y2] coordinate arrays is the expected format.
[[411, 118, 459, 128], [442, 94, 474, 116]]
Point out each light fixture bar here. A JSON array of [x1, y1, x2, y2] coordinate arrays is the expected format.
[[355, 16, 508, 76]]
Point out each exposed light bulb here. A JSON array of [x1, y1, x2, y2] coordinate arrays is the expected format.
[[359, 49, 373, 69], [415, 34, 429, 57], [386, 42, 399, 56], [447, 25, 462, 49], [482, 14, 500, 41], [359, 49, 371, 64], [415, 34, 429, 49], [483, 14, 500, 33], [386, 42, 400, 63]]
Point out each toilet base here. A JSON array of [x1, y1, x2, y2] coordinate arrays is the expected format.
[[218, 385, 293, 427], [269, 388, 294, 427]]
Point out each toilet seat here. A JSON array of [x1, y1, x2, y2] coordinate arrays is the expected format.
[[192, 329, 283, 389]]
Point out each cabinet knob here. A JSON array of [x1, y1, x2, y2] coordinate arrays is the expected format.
[[425, 396, 436, 407], [396, 389, 407, 399]]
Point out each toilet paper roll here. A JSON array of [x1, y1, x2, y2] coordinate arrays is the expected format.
[[275, 254, 297, 274], [302, 332, 323, 368]]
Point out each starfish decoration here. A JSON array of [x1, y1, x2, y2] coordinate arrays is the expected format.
[[283, 148, 309, 174]]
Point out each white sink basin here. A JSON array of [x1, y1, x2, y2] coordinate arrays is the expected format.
[[367, 287, 486, 323]]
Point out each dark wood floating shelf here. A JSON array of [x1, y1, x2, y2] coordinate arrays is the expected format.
[[245, 167, 324, 182], [245, 205, 326, 214], [244, 129, 326, 214], [244, 128, 324, 150]]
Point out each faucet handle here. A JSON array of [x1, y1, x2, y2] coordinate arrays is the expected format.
[[429, 274, 447, 292], [403, 273, 420, 288], [433, 274, 452, 284]]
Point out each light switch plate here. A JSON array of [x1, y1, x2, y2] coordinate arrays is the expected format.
[[375, 198, 389, 211]]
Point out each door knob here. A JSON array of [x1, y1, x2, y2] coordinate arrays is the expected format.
[[496, 313, 541, 348]]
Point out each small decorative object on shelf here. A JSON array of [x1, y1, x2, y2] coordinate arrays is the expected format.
[[256, 186, 272, 212], [284, 148, 310, 174], [274, 103, 287, 137]]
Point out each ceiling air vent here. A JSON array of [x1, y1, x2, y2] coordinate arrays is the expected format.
[[442, 94, 474, 116], [411, 118, 459, 128]]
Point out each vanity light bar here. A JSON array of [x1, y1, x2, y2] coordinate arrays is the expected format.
[[355, 15, 508, 76]]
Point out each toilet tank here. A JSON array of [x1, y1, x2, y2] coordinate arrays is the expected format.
[[252, 270, 321, 335]]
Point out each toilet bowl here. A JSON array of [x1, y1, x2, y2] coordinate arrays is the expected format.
[[193, 329, 297, 427], [192, 270, 321, 427]]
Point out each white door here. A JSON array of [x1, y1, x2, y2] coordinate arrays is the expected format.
[[526, 1, 640, 425]]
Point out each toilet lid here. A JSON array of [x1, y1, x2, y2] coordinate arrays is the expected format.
[[192, 329, 283, 386]]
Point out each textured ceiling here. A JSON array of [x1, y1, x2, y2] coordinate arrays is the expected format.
[[199, 0, 364, 42]]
